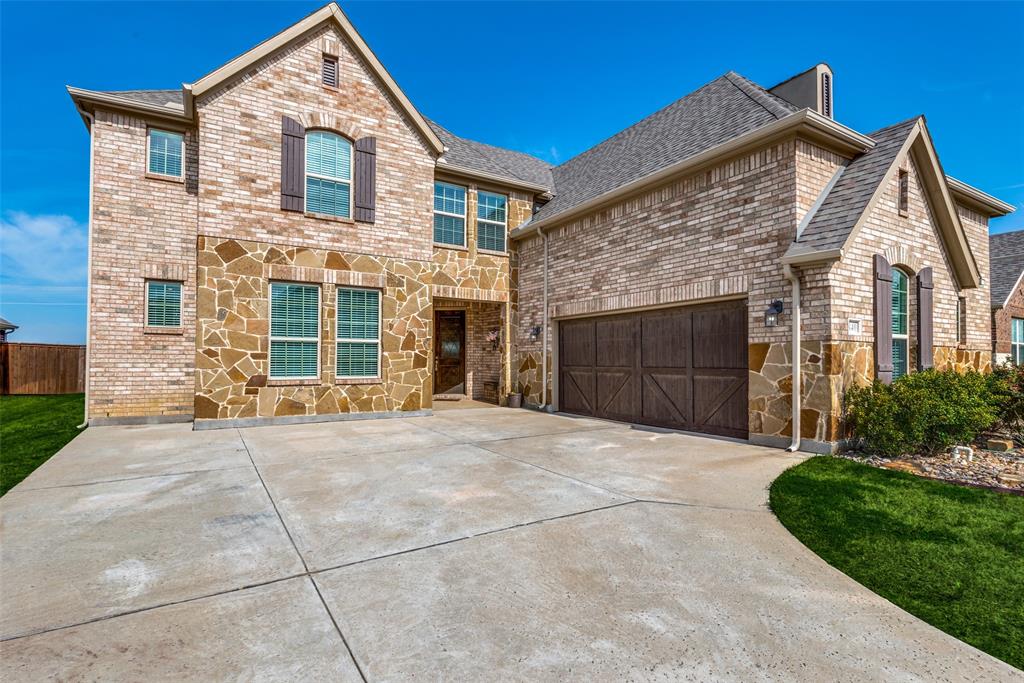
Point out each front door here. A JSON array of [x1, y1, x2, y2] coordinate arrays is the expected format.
[[434, 310, 465, 395]]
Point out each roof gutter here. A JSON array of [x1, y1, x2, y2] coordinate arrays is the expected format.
[[511, 108, 874, 240], [947, 177, 1015, 217], [67, 86, 193, 126], [436, 162, 552, 195]]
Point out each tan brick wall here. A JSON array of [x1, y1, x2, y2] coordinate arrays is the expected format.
[[828, 154, 992, 365], [87, 110, 198, 419], [195, 25, 436, 261]]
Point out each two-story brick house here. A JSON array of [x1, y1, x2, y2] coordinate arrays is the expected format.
[[69, 3, 1013, 452]]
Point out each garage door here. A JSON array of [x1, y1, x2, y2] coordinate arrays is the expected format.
[[558, 300, 748, 438]]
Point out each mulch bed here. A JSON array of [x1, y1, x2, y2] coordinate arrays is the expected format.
[[837, 446, 1024, 495]]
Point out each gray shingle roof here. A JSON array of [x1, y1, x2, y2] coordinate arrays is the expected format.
[[0, 316, 17, 332], [428, 120, 553, 190], [795, 118, 919, 252], [990, 230, 1024, 307], [100, 89, 184, 113], [532, 71, 799, 223]]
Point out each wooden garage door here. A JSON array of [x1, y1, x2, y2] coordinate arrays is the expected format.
[[558, 300, 748, 438]]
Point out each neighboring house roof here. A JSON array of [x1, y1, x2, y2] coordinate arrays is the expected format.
[[429, 120, 553, 192], [533, 72, 798, 223], [0, 316, 18, 333], [990, 230, 1024, 308], [795, 118, 919, 253]]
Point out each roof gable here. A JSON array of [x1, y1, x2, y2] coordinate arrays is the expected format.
[[185, 3, 443, 155], [786, 117, 982, 288], [990, 230, 1024, 308]]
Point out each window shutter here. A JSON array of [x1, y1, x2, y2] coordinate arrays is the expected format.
[[916, 267, 934, 371], [873, 254, 894, 384], [353, 137, 376, 223], [281, 116, 305, 212]]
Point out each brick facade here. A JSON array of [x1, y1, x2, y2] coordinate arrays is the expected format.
[[993, 280, 1024, 363]]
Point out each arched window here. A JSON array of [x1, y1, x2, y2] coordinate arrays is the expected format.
[[305, 131, 352, 218], [891, 268, 909, 378]]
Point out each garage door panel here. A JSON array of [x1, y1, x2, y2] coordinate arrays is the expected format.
[[594, 317, 635, 367], [693, 374, 748, 438], [560, 370, 595, 415], [559, 300, 747, 438], [596, 370, 637, 421], [641, 373, 691, 427], [640, 310, 689, 368], [559, 320, 595, 367], [693, 306, 747, 369]]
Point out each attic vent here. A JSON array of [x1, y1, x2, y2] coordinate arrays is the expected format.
[[322, 55, 338, 88], [898, 169, 909, 215], [821, 72, 832, 118]]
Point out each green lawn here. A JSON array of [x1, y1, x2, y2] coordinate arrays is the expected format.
[[1, 394, 85, 496], [770, 456, 1024, 671]]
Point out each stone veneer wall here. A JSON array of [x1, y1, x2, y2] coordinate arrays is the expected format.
[[195, 236, 431, 421], [87, 110, 199, 420]]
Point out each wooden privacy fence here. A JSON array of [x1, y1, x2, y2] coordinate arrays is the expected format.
[[0, 343, 86, 395]]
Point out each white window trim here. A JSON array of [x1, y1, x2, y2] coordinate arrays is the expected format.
[[433, 181, 467, 247], [144, 279, 183, 328], [892, 268, 909, 378], [477, 190, 508, 253], [269, 282, 321, 381], [1012, 318, 1024, 365], [146, 128, 185, 179], [336, 286, 382, 380], [304, 131, 353, 218]]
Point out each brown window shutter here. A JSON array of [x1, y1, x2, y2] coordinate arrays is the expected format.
[[874, 254, 894, 384], [916, 267, 934, 371], [353, 137, 376, 223], [281, 116, 305, 212]]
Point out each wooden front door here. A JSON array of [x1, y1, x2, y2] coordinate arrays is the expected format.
[[558, 300, 748, 439], [434, 310, 466, 395]]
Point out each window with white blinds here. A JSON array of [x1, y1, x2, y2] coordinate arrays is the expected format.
[[306, 131, 352, 218], [269, 282, 320, 379], [146, 281, 182, 327], [477, 191, 507, 252], [433, 182, 466, 246], [891, 268, 909, 378], [337, 287, 380, 378], [148, 129, 183, 178]]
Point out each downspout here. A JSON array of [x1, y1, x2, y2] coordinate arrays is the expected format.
[[782, 264, 801, 451], [540, 228, 549, 410], [75, 105, 95, 429]]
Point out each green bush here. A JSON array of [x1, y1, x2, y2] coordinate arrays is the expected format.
[[846, 369, 1001, 457], [988, 362, 1024, 444]]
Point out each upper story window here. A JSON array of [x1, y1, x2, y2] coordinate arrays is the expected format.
[[148, 129, 183, 178], [434, 182, 466, 247], [145, 280, 182, 327], [322, 55, 339, 88], [306, 131, 352, 218], [477, 191, 507, 253], [891, 268, 909, 378], [337, 287, 380, 379], [898, 169, 909, 216], [1012, 318, 1024, 365], [269, 282, 320, 380]]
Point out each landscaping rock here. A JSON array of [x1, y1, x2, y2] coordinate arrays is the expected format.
[[839, 448, 1024, 493], [987, 438, 1014, 452]]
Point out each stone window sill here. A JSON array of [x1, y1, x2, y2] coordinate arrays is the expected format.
[[144, 326, 183, 335], [898, 209, 909, 218], [478, 248, 508, 257], [305, 211, 355, 225], [145, 172, 185, 184], [434, 242, 469, 252], [335, 377, 381, 385], [267, 378, 320, 387]]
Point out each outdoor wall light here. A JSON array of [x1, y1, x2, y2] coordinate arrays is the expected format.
[[529, 325, 542, 341], [764, 300, 784, 327]]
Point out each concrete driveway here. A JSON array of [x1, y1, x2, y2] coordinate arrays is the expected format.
[[1, 408, 1017, 681]]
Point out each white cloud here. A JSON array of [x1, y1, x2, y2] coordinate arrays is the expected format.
[[0, 212, 87, 285]]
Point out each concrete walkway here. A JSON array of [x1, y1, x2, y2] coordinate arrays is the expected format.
[[1, 408, 1017, 681]]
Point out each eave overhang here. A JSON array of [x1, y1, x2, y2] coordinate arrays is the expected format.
[[947, 177, 1015, 217], [66, 86, 193, 130]]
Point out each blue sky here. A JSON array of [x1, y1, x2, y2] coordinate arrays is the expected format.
[[2, 1, 1022, 343]]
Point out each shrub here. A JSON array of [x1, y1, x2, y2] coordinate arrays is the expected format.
[[846, 369, 1001, 457], [988, 362, 1024, 444]]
